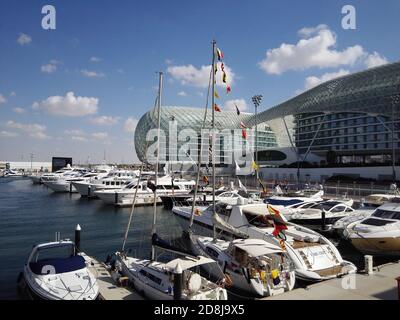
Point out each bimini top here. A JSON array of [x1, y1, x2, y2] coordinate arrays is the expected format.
[[232, 239, 283, 256], [165, 255, 216, 271]]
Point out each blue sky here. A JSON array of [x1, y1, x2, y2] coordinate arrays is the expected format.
[[0, 0, 399, 163]]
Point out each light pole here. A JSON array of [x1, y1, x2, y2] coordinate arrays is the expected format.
[[390, 93, 399, 182], [29, 153, 34, 172], [252, 95, 263, 183]]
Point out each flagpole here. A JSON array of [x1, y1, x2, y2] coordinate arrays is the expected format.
[[211, 40, 217, 241], [151, 71, 163, 261]]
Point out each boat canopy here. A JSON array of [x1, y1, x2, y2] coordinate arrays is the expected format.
[[165, 256, 215, 271], [231, 239, 283, 256]]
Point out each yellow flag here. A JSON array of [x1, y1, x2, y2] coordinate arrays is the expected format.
[[214, 90, 220, 99], [252, 161, 259, 171]]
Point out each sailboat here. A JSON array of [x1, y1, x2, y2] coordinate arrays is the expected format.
[[177, 41, 296, 297], [115, 71, 227, 300]]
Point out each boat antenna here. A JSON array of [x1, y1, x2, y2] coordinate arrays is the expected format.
[[151, 71, 163, 261]]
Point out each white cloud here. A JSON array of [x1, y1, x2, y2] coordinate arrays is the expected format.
[[6, 120, 49, 139], [297, 24, 329, 38], [167, 62, 235, 88], [90, 56, 102, 63], [90, 116, 120, 126], [41, 60, 60, 74], [81, 69, 105, 78], [165, 59, 173, 65], [0, 94, 6, 104], [177, 91, 188, 97], [365, 52, 388, 69], [124, 117, 138, 133], [224, 99, 248, 112], [71, 136, 88, 142], [12, 107, 25, 114], [303, 69, 351, 91], [116, 68, 124, 74], [259, 25, 365, 75], [17, 33, 32, 46], [0, 131, 18, 138], [32, 91, 99, 117], [64, 129, 88, 142], [10, 91, 16, 97], [92, 132, 109, 140]]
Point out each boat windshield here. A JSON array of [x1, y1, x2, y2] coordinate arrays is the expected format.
[[29, 244, 86, 275], [243, 212, 274, 228], [372, 209, 400, 220], [265, 198, 303, 207]]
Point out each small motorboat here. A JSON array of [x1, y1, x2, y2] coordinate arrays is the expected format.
[[283, 200, 355, 229], [22, 239, 99, 300]]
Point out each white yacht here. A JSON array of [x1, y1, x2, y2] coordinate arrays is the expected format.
[[95, 180, 154, 206], [263, 189, 324, 209], [173, 202, 357, 281], [116, 253, 227, 300], [283, 200, 355, 229], [22, 240, 99, 300], [95, 175, 195, 206], [43, 170, 92, 193], [189, 236, 295, 297], [71, 170, 138, 198], [345, 199, 400, 256]]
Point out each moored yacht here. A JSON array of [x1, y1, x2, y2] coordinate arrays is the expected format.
[[173, 202, 357, 281], [72, 170, 138, 198], [116, 253, 228, 300], [345, 199, 400, 256], [95, 175, 195, 206], [22, 239, 99, 300], [282, 200, 355, 229], [188, 235, 296, 297]]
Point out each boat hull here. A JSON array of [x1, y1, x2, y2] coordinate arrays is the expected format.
[[350, 237, 400, 256]]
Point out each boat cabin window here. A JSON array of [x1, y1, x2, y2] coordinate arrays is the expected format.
[[244, 212, 274, 228], [207, 203, 232, 217], [139, 269, 162, 285], [266, 199, 303, 207], [205, 247, 219, 259], [372, 209, 400, 220]]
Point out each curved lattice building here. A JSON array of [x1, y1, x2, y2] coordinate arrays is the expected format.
[[135, 62, 400, 168]]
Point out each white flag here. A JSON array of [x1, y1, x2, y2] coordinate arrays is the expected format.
[[235, 160, 240, 172], [238, 178, 247, 193]]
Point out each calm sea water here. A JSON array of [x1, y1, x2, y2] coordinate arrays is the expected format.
[[0, 178, 183, 300]]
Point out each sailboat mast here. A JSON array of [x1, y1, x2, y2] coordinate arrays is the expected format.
[[211, 40, 217, 240], [151, 71, 163, 261]]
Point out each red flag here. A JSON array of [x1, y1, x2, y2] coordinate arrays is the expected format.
[[214, 104, 221, 112], [226, 86, 231, 94], [267, 205, 288, 239], [242, 129, 247, 140]]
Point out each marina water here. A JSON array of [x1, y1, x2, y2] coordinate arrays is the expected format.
[[0, 178, 182, 300]]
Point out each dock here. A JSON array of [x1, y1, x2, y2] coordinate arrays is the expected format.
[[84, 254, 143, 300], [263, 261, 400, 300]]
